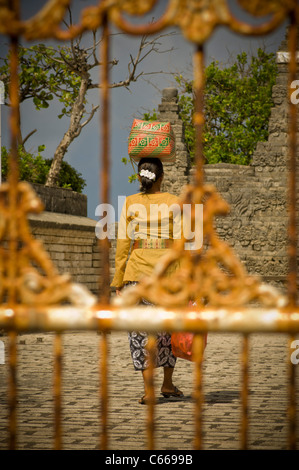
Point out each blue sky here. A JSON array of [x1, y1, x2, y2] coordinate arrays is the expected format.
[[0, 1, 288, 219]]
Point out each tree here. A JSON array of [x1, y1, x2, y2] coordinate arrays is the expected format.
[[174, 48, 278, 165], [0, 10, 175, 188]]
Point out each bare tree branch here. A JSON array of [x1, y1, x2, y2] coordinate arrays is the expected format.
[[77, 104, 100, 132], [22, 129, 37, 147]]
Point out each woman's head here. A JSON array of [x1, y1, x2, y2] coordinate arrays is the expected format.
[[138, 157, 164, 193]]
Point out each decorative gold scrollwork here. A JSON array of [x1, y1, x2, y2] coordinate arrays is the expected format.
[[237, 0, 295, 17], [108, 0, 291, 44], [117, 184, 286, 309], [0, 0, 293, 43], [0, 181, 95, 307], [0, 0, 71, 38], [118, 0, 158, 15], [0, 0, 294, 312]]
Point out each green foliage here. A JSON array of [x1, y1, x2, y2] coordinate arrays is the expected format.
[[143, 110, 158, 121], [1, 146, 86, 193], [123, 49, 277, 179], [175, 48, 278, 165], [121, 157, 138, 183], [0, 44, 87, 187], [1, 146, 49, 184], [46, 159, 86, 193], [0, 44, 82, 115]]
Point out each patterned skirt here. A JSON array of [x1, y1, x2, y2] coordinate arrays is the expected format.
[[125, 282, 177, 371]]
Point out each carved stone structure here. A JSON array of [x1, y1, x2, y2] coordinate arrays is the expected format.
[[157, 87, 191, 196]]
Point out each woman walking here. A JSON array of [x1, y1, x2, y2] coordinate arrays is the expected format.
[[111, 156, 184, 404]]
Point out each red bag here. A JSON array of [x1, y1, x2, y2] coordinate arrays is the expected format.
[[171, 301, 207, 362], [171, 332, 194, 361], [171, 332, 207, 362]]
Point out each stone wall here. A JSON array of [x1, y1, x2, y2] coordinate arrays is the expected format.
[[202, 162, 290, 290], [31, 183, 87, 217], [28, 188, 101, 296]]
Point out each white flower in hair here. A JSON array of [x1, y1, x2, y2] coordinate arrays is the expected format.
[[140, 169, 156, 180]]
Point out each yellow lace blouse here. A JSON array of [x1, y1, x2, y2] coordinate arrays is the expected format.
[[111, 192, 182, 288]]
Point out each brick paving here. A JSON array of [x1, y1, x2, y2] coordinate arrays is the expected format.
[[0, 329, 298, 450]]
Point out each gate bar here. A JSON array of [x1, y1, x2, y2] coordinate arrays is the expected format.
[[241, 334, 249, 450], [99, 12, 111, 450], [287, 7, 299, 450], [54, 333, 63, 450]]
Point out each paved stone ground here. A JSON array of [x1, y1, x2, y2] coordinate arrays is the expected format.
[[0, 330, 298, 450]]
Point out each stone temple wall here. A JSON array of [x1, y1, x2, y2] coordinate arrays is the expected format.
[[202, 37, 299, 293], [27, 187, 101, 296], [157, 88, 191, 196]]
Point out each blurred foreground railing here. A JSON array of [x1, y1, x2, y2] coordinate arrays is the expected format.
[[0, 303, 299, 450]]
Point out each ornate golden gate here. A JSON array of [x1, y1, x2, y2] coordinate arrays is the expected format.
[[0, 0, 298, 451]]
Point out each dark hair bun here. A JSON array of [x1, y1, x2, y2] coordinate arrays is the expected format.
[[138, 158, 164, 193]]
